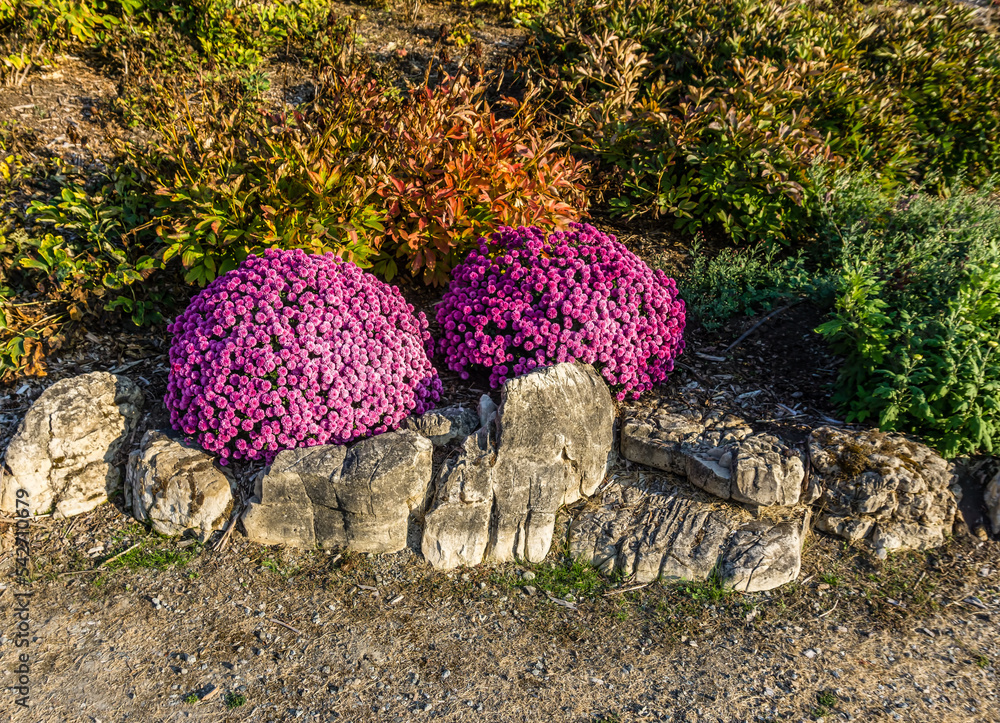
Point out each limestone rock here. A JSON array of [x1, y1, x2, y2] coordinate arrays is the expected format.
[[242, 430, 433, 552], [126, 430, 234, 541], [809, 427, 958, 553], [478, 394, 498, 428], [569, 478, 806, 591], [570, 483, 733, 582], [1, 372, 143, 518], [421, 363, 616, 569], [403, 406, 480, 446], [687, 433, 805, 507], [720, 518, 806, 592], [486, 363, 616, 563], [621, 407, 750, 475], [986, 472, 1000, 536], [622, 405, 803, 506], [422, 425, 496, 569]]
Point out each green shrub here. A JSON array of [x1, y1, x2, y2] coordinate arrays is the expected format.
[[24, 163, 169, 323], [121, 0, 347, 71], [530, 0, 1000, 244], [469, 0, 554, 25], [816, 173, 1000, 457], [129, 71, 587, 287], [0, 0, 348, 83], [126, 75, 386, 286]]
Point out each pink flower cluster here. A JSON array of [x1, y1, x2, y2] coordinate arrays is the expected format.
[[165, 248, 442, 464], [436, 224, 686, 400]]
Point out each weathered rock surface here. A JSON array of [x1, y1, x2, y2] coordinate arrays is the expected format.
[[1, 372, 143, 517], [422, 363, 616, 568], [569, 478, 806, 591], [421, 426, 496, 570], [126, 430, 234, 541], [809, 427, 959, 554], [478, 394, 498, 428], [403, 406, 480, 447], [242, 430, 432, 553], [488, 363, 616, 562], [720, 519, 805, 593], [687, 433, 805, 507], [986, 472, 1000, 536], [621, 408, 750, 476], [622, 407, 804, 507]]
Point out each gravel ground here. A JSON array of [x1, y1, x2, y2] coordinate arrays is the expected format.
[[1, 500, 998, 723]]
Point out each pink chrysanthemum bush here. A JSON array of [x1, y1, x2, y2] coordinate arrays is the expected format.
[[437, 224, 686, 400], [165, 248, 442, 464]]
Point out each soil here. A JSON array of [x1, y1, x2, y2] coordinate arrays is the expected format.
[[1, 494, 998, 722], [1, 3, 999, 722]]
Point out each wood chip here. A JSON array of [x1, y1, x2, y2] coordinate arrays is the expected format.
[[545, 593, 578, 611], [695, 353, 727, 362], [604, 583, 649, 597], [98, 542, 141, 568]]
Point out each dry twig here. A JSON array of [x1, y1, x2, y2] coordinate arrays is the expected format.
[[724, 300, 803, 354], [270, 618, 305, 636]]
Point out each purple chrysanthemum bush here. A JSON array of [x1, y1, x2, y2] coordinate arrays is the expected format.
[[165, 248, 442, 464], [437, 224, 686, 400]]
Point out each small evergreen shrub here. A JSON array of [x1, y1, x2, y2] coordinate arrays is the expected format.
[[374, 75, 588, 286], [436, 224, 686, 399], [0, 0, 344, 82], [679, 242, 815, 330], [165, 248, 442, 464]]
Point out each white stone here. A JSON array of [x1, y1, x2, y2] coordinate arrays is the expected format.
[[421, 363, 616, 569], [243, 430, 433, 553], [127, 430, 234, 541], [1, 372, 142, 517]]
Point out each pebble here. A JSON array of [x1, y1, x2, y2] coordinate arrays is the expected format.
[[523, 585, 536, 596], [804, 649, 818, 659], [522, 571, 536, 582]]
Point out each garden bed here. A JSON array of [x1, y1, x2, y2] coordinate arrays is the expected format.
[[0, 0, 999, 719]]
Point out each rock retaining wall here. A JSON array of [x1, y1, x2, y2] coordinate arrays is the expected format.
[[0, 364, 970, 592]]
